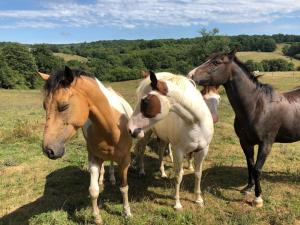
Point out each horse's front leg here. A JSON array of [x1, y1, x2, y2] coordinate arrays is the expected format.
[[119, 155, 132, 217], [252, 142, 272, 208], [89, 155, 103, 224], [133, 130, 152, 176], [173, 149, 184, 210], [239, 139, 255, 194], [194, 146, 209, 206]]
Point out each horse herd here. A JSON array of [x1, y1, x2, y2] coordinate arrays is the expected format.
[[37, 49, 300, 224]]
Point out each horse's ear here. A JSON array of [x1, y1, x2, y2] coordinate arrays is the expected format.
[[62, 66, 74, 86], [150, 71, 157, 90], [141, 70, 150, 78], [228, 48, 238, 60], [37, 71, 50, 81]]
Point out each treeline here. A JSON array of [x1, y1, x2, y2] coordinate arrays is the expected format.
[[245, 59, 294, 72], [283, 43, 300, 60], [1, 32, 300, 89]]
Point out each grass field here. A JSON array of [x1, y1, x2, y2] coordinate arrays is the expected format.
[[1, 72, 300, 225], [237, 51, 300, 69], [53, 53, 88, 63]]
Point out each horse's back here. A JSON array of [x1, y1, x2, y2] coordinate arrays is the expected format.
[[283, 87, 300, 103]]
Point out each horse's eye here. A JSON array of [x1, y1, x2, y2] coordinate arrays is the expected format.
[[58, 104, 69, 112], [212, 60, 220, 66]]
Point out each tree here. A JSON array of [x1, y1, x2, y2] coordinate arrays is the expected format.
[[0, 53, 26, 89], [32, 45, 65, 74], [1, 44, 39, 88]]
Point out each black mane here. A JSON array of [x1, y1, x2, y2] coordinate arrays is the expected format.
[[233, 56, 274, 95], [44, 69, 93, 93]]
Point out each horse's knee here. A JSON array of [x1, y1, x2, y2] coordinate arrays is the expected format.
[[89, 186, 99, 199]]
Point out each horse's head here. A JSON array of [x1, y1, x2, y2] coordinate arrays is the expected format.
[[128, 71, 171, 139], [201, 86, 220, 123], [38, 66, 89, 159], [188, 49, 237, 86]]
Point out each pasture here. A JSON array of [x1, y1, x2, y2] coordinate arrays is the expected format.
[[236, 51, 300, 68], [53, 53, 88, 63], [1, 72, 300, 225]]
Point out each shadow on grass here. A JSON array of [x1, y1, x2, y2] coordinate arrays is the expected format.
[[1, 154, 299, 225]]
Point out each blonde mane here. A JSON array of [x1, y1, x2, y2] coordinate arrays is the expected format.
[[137, 72, 210, 123]]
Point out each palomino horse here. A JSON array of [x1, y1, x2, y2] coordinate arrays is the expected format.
[[188, 49, 300, 208], [38, 66, 133, 224], [133, 85, 220, 177], [128, 72, 214, 209]]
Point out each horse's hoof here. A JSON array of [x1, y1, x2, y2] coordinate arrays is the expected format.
[[139, 171, 146, 177], [240, 185, 254, 195], [124, 208, 132, 218], [253, 197, 263, 208], [161, 173, 168, 178], [195, 199, 204, 207], [110, 179, 116, 186], [94, 216, 103, 225], [174, 203, 183, 210], [188, 167, 194, 172]]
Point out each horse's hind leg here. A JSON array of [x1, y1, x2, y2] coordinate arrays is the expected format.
[[88, 155, 103, 224], [252, 142, 272, 208], [168, 143, 174, 163], [158, 140, 168, 178], [119, 155, 132, 217], [239, 140, 255, 194], [173, 149, 184, 210], [194, 146, 208, 206], [99, 163, 105, 186], [187, 152, 194, 171], [109, 161, 116, 185]]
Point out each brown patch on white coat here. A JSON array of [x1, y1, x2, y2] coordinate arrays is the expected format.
[[128, 71, 170, 138]]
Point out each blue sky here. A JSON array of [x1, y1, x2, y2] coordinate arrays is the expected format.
[[0, 0, 300, 44]]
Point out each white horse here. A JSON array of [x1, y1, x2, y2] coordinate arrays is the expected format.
[[133, 85, 221, 178], [128, 71, 214, 209]]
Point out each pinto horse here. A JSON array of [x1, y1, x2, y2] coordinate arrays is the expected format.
[[38, 66, 133, 224], [188, 49, 300, 207], [133, 85, 220, 177], [128, 72, 214, 209]]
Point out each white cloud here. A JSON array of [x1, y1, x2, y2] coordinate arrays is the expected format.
[[0, 0, 300, 29]]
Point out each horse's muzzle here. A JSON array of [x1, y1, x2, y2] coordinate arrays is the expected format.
[[129, 128, 144, 139], [43, 146, 65, 160]]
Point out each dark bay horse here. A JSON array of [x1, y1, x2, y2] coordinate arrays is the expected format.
[[188, 49, 300, 207]]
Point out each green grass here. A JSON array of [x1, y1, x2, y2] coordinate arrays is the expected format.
[[1, 73, 300, 225], [53, 53, 88, 63], [236, 44, 300, 68]]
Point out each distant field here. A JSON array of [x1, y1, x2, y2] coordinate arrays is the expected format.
[[236, 43, 300, 69], [53, 52, 88, 63], [237, 51, 300, 68], [1, 72, 300, 225]]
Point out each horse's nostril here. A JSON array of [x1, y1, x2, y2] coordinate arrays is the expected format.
[[131, 128, 142, 138], [44, 148, 55, 158]]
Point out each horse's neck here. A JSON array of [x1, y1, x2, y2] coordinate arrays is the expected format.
[[223, 62, 261, 117], [167, 82, 210, 123], [79, 78, 120, 144]]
